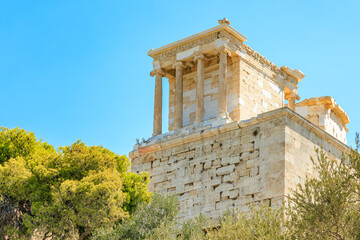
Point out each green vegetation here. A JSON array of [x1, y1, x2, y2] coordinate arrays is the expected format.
[[286, 138, 360, 240], [1, 127, 360, 240], [92, 193, 179, 240], [0, 127, 151, 239]]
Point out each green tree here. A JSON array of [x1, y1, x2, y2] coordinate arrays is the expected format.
[[0, 127, 55, 238], [0, 127, 151, 239], [0, 127, 39, 165], [92, 193, 178, 240], [286, 145, 360, 240]]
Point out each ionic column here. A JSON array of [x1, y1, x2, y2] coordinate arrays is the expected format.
[[194, 54, 205, 123], [285, 93, 296, 111], [173, 62, 185, 129], [151, 69, 165, 136], [217, 47, 231, 118]]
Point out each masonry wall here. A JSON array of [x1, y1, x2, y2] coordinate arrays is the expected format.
[[295, 104, 347, 144], [327, 112, 347, 143], [239, 58, 284, 121], [284, 115, 346, 194], [132, 116, 285, 221], [131, 109, 348, 221]]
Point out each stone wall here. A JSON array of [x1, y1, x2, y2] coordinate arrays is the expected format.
[[295, 97, 349, 144], [130, 108, 349, 221], [239, 58, 284, 120]]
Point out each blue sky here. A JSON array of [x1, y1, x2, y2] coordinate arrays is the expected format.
[[1, 0, 359, 155]]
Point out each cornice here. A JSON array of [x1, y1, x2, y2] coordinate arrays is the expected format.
[[148, 24, 247, 61], [239, 44, 280, 73]]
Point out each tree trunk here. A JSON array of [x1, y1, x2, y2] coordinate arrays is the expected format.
[[78, 226, 91, 240]]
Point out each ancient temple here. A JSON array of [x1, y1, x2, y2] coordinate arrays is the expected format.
[[129, 19, 350, 221]]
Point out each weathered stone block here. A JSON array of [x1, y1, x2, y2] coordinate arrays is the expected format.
[[216, 164, 235, 176], [215, 183, 234, 193]]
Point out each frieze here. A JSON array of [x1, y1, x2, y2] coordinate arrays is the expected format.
[[218, 30, 242, 46], [153, 32, 219, 61], [240, 44, 280, 73]]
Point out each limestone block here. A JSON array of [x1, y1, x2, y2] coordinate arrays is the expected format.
[[223, 172, 237, 182], [204, 160, 212, 170], [212, 159, 221, 168], [230, 189, 239, 199], [213, 142, 222, 150], [203, 144, 212, 153], [154, 181, 168, 190], [240, 151, 251, 161], [240, 142, 255, 152], [221, 155, 241, 165], [176, 184, 186, 195], [246, 159, 255, 169], [210, 177, 222, 187], [131, 164, 142, 173], [203, 202, 216, 212], [216, 199, 233, 210], [216, 164, 235, 176], [215, 183, 234, 193], [151, 174, 166, 183], [250, 150, 260, 159], [152, 166, 163, 175], [142, 162, 152, 170], [193, 195, 203, 204], [221, 190, 230, 199], [237, 167, 250, 178]]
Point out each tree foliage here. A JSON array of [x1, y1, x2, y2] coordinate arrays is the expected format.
[[0, 127, 151, 239], [92, 193, 178, 240], [286, 140, 360, 240], [144, 201, 283, 240], [205, 204, 285, 240]]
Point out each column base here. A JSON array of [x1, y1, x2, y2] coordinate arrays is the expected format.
[[193, 120, 203, 127], [212, 114, 232, 128], [217, 112, 230, 119]]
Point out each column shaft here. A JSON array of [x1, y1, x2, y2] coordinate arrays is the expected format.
[[195, 57, 204, 123], [174, 65, 184, 129], [153, 73, 163, 136], [288, 96, 296, 111], [218, 50, 228, 118]]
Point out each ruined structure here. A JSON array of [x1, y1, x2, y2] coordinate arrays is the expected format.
[[129, 19, 350, 221]]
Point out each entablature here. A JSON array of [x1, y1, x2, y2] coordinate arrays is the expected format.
[[148, 19, 305, 94]]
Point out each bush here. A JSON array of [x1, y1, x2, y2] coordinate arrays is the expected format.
[[92, 193, 178, 240]]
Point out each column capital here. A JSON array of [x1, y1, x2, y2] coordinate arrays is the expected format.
[[193, 54, 206, 62], [150, 69, 166, 77], [284, 92, 300, 101], [172, 61, 186, 69], [215, 46, 231, 57]]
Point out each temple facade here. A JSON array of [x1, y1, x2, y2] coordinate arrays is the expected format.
[[129, 19, 350, 221]]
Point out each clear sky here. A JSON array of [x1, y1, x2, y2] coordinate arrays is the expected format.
[[1, 0, 359, 155]]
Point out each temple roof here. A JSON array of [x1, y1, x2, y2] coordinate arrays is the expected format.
[[147, 19, 247, 58]]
